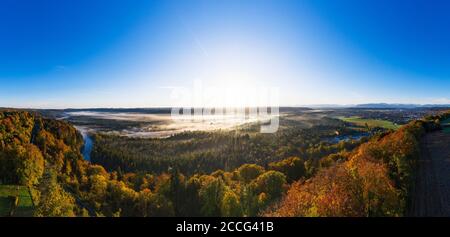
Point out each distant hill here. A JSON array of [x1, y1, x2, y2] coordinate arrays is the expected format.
[[354, 103, 450, 109], [354, 103, 419, 109]]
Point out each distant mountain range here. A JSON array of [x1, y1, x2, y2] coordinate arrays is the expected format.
[[354, 103, 450, 109], [305, 103, 450, 109]]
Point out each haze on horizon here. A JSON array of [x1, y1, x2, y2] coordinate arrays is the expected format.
[[1, 0, 450, 109]]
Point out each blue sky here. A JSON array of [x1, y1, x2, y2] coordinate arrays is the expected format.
[[1, 0, 450, 108]]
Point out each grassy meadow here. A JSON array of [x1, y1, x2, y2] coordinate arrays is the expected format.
[[0, 185, 34, 217], [338, 116, 400, 130]]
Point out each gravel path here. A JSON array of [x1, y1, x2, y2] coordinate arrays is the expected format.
[[409, 131, 450, 216]]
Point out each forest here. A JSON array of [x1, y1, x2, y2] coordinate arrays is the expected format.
[[90, 116, 366, 175], [0, 109, 449, 217]]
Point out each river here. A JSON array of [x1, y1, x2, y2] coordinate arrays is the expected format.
[[74, 126, 93, 161], [326, 132, 370, 144]]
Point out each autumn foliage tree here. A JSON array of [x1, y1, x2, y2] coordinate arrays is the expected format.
[[266, 119, 437, 217]]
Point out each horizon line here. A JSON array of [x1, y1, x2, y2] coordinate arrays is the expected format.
[[2, 102, 450, 111]]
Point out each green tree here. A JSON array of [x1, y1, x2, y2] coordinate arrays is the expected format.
[[221, 189, 242, 217], [237, 164, 265, 183], [199, 176, 225, 216], [136, 189, 175, 217], [183, 176, 202, 216], [105, 180, 137, 217], [240, 184, 260, 216], [0, 144, 44, 186], [253, 171, 286, 200], [35, 182, 76, 217], [167, 169, 185, 216], [17, 144, 45, 187], [269, 157, 305, 182]]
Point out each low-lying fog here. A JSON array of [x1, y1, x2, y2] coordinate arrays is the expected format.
[[65, 111, 276, 138]]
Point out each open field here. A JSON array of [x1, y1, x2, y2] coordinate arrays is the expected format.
[[0, 185, 34, 217], [337, 116, 400, 130]]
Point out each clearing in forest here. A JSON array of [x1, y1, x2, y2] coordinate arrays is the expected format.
[[0, 185, 34, 217], [337, 116, 400, 130]]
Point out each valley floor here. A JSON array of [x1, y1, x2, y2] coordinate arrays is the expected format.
[[410, 130, 450, 216]]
